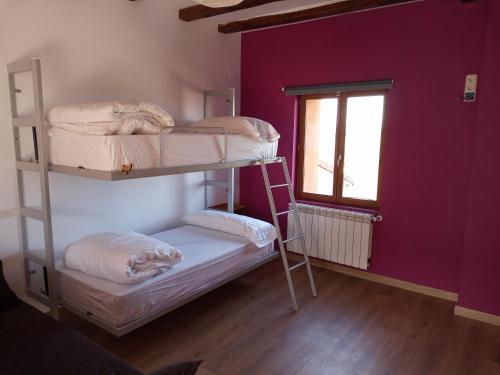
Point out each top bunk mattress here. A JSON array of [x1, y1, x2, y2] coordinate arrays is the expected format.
[[48, 133, 278, 171], [56, 225, 275, 328]]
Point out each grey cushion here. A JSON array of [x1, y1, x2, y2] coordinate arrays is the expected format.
[[0, 259, 200, 375]]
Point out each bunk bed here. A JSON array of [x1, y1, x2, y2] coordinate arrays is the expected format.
[[7, 58, 317, 337]]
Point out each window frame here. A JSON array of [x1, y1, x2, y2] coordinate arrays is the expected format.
[[296, 89, 387, 209]]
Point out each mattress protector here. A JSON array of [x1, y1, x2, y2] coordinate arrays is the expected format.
[[48, 133, 278, 171], [57, 225, 275, 327]]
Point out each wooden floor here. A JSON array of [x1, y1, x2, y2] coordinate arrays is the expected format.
[[61, 259, 500, 375]]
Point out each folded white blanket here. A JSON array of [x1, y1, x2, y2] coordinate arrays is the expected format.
[[47, 101, 174, 136], [64, 230, 183, 284]]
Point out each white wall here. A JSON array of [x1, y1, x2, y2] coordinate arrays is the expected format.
[[0, 0, 240, 295]]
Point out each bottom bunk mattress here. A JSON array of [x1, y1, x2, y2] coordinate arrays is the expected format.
[[48, 133, 278, 171], [57, 225, 275, 328]]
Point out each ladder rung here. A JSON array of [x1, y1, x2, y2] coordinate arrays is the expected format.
[[27, 288, 50, 306], [205, 180, 228, 189], [12, 117, 35, 127], [24, 251, 47, 267], [283, 235, 302, 244], [277, 209, 295, 216], [20, 207, 44, 221], [270, 183, 290, 189], [289, 260, 307, 271], [16, 161, 40, 172]]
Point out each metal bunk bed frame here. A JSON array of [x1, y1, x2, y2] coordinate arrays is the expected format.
[[7, 58, 317, 336]]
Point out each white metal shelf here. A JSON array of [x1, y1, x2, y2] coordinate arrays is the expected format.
[[48, 158, 283, 181]]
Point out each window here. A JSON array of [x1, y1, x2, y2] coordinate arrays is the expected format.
[[296, 90, 386, 209]]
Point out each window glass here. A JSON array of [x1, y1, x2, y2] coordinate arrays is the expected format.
[[342, 95, 384, 201], [302, 98, 338, 196]]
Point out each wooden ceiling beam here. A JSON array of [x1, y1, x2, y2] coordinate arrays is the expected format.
[[179, 0, 285, 22], [218, 0, 418, 33]]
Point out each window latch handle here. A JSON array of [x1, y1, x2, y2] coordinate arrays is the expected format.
[[337, 154, 343, 167]]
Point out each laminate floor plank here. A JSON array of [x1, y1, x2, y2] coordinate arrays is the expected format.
[[61, 259, 500, 375]]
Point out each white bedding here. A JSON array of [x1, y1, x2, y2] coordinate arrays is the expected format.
[[63, 230, 183, 284], [57, 225, 275, 328], [193, 116, 280, 143], [47, 101, 174, 136], [48, 133, 278, 171], [183, 210, 277, 247]]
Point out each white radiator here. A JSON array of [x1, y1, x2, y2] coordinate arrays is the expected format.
[[287, 203, 375, 270]]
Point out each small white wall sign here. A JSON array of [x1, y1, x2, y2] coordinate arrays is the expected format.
[[464, 74, 478, 102]]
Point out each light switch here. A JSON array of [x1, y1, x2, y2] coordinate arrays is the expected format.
[[464, 74, 478, 102]]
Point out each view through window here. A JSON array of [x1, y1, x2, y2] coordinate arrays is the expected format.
[[297, 91, 386, 208]]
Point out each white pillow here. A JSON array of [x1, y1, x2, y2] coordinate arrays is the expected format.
[[182, 210, 277, 248], [192, 116, 280, 143]]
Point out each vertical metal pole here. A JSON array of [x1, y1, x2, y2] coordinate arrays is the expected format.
[[203, 91, 208, 119], [202, 88, 237, 213], [228, 89, 235, 212], [228, 88, 236, 116], [203, 91, 208, 210], [32, 59, 59, 318], [227, 168, 235, 213], [281, 157, 317, 297], [260, 160, 298, 310], [203, 171, 208, 210]]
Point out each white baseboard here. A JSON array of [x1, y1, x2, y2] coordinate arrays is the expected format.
[[289, 253, 459, 302], [454, 306, 500, 326]]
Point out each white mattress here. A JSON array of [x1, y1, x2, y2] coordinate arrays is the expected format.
[[57, 225, 275, 328], [48, 133, 278, 171]]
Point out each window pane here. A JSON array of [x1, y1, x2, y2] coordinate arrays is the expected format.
[[302, 98, 337, 196], [342, 95, 384, 201]]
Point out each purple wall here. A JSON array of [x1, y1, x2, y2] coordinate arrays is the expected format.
[[241, 0, 495, 308], [459, 1, 500, 316]]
